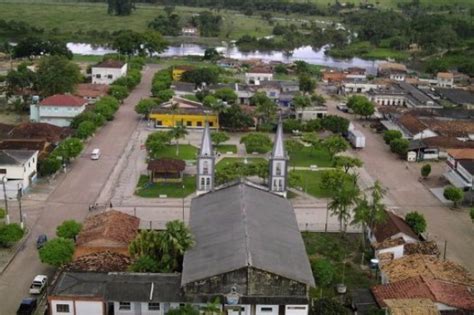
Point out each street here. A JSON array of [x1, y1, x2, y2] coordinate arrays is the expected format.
[[0, 64, 159, 315]]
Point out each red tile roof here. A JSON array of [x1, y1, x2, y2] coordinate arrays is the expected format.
[[248, 66, 273, 74], [398, 113, 427, 135], [9, 123, 72, 143], [40, 94, 88, 107], [94, 60, 126, 69], [75, 84, 110, 98], [372, 276, 474, 311], [447, 149, 474, 160], [372, 210, 419, 243], [148, 158, 186, 173]]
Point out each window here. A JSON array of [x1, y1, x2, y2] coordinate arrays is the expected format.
[[206, 178, 210, 186], [209, 122, 214, 127], [197, 121, 202, 127], [119, 302, 131, 310], [148, 303, 160, 311], [203, 161, 209, 175], [261, 307, 273, 312], [107, 74, 113, 79], [96, 74, 101, 78], [200, 177, 205, 187], [56, 304, 70, 313], [186, 121, 192, 127], [156, 120, 163, 126], [275, 163, 282, 176]]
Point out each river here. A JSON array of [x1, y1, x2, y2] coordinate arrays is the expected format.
[[67, 42, 380, 73]]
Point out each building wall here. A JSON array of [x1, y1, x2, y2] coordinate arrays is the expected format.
[[285, 305, 308, 315], [149, 113, 219, 129], [31, 104, 86, 127], [296, 108, 327, 121], [92, 65, 127, 85], [376, 245, 405, 260], [247, 268, 307, 297], [456, 163, 473, 184], [256, 304, 278, 315], [245, 73, 273, 84], [75, 301, 104, 315], [369, 95, 406, 106], [172, 69, 187, 81], [51, 300, 75, 315], [0, 151, 38, 188]]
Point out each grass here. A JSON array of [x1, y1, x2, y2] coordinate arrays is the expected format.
[[72, 54, 103, 63], [302, 232, 377, 298], [215, 144, 237, 154], [135, 175, 196, 198], [216, 157, 267, 171], [154, 144, 198, 161], [328, 41, 410, 62], [290, 170, 332, 198], [289, 146, 333, 168]]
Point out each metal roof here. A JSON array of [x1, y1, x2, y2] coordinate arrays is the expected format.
[[182, 181, 314, 287], [199, 122, 213, 157], [0, 150, 37, 166], [271, 118, 287, 159]]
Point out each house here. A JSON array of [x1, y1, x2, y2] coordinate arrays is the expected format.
[[371, 276, 474, 313], [437, 72, 454, 88], [172, 66, 194, 81], [65, 251, 132, 273], [295, 105, 327, 121], [75, 83, 110, 103], [149, 97, 219, 129], [378, 62, 407, 82], [245, 66, 273, 85], [394, 113, 437, 140], [30, 94, 88, 127], [74, 210, 140, 258], [91, 60, 127, 85], [0, 149, 38, 199], [322, 71, 346, 83], [181, 26, 199, 36], [217, 58, 242, 69], [256, 81, 281, 100], [445, 149, 474, 191], [383, 298, 439, 315], [369, 82, 438, 108], [0, 139, 53, 160], [341, 78, 379, 94], [435, 88, 474, 109], [170, 81, 197, 97], [147, 158, 185, 182], [369, 210, 419, 245], [8, 122, 72, 145]]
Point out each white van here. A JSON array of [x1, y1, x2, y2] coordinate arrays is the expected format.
[[91, 148, 101, 160]]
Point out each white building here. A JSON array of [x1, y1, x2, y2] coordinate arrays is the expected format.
[[30, 94, 88, 127], [295, 106, 327, 120], [0, 149, 38, 199], [436, 72, 454, 88], [91, 60, 128, 85], [245, 66, 273, 85]]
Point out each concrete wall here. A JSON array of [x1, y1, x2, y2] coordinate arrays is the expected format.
[[51, 300, 74, 315], [76, 301, 104, 315], [245, 73, 273, 84], [0, 150, 38, 189], [92, 65, 127, 85], [285, 305, 308, 315], [30, 104, 86, 127], [256, 305, 278, 315]]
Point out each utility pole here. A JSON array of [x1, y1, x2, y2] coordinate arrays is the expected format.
[[182, 184, 185, 223], [2, 176, 9, 224], [17, 183, 24, 229]]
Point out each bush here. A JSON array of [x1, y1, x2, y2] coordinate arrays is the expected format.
[[129, 255, 160, 272], [421, 164, 431, 179], [383, 130, 402, 145], [55, 138, 84, 160], [70, 111, 105, 129], [0, 223, 24, 247], [405, 211, 427, 234], [443, 186, 464, 208], [156, 89, 174, 103], [283, 119, 304, 133], [390, 138, 409, 158], [94, 102, 115, 121], [76, 121, 97, 139], [0, 208, 5, 219], [321, 115, 349, 134], [304, 119, 323, 132], [109, 85, 129, 101], [56, 220, 82, 240], [38, 237, 75, 267], [240, 133, 272, 154], [39, 157, 62, 176]]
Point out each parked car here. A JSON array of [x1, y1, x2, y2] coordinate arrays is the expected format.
[[337, 103, 348, 112], [36, 234, 47, 249], [29, 275, 48, 294], [17, 298, 37, 315]]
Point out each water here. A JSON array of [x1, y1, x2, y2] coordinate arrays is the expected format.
[[67, 42, 380, 73]]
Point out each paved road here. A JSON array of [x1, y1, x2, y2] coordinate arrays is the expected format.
[[0, 65, 158, 314], [323, 89, 474, 272]]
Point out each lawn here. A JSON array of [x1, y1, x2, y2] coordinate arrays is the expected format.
[[302, 232, 377, 298], [215, 144, 237, 154], [290, 170, 332, 198], [135, 175, 196, 198], [216, 157, 267, 171], [289, 146, 333, 168], [154, 144, 198, 161]]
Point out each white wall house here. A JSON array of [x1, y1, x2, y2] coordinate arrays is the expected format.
[[245, 67, 273, 85], [92, 60, 128, 85], [0, 149, 38, 199], [437, 72, 454, 88], [295, 106, 327, 121], [30, 94, 88, 127]]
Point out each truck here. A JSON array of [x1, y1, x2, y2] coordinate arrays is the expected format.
[[29, 275, 48, 294], [347, 129, 366, 149]]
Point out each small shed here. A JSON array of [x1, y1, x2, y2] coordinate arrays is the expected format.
[[147, 158, 186, 182]]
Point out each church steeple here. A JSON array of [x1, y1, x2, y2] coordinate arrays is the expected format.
[[196, 122, 215, 195], [269, 117, 288, 197]]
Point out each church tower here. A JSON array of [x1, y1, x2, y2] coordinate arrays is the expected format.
[[196, 122, 215, 195], [269, 118, 288, 198]]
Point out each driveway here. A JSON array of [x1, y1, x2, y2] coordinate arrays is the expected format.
[[323, 89, 474, 272], [0, 64, 159, 314]]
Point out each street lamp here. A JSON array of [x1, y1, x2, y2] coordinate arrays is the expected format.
[[17, 183, 24, 229], [2, 176, 9, 224], [182, 184, 185, 222]]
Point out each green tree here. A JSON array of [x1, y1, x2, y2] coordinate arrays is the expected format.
[[322, 135, 349, 159], [0, 224, 24, 248], [76, 121, 97, 139], [443, 186, 464, 208], [129, 255, 160, 272], [333, 155, 363, 173], [320, 169, 347, 193], [328, 182, 359, 233], [321, 115, 350, 134], [312, 298, 347, 315], [405, 211, 427, 234], [181, 67, 219, 86], [240, 133, 272, 154], [159, 220, 194, 272], [109, 85, 129, 101], [143, 31, 168, 57], [214, 87, 238, 105], [201, 298, 222, 315], [6, 63, 36, 103], [94, 102, 115, 121], [285, 139, 304, 160], [312, 258, 335, 297], [38, 238, 75, 267], [421, 164, 431, 179], [347, 95, 374, 119], [36, 56, 81, 96], [129, 230, 162, 259], [383, 130, 403, 145], [219, 104, 254, 130], [156, 89, 174, 103], [203, 48, 220, 61], [56, 220, 82, 240], [292, 93, 311, 118], [55, 138, 84, 161], [71, 112, 105, 129], [299, 74, 316, 94], [39, 157, 62, 176], [167, 305, 199, 315], [111, 30, 143, 56], [211, 131, 230, 147], [390, 138, 409, 158], [168, 123, 188, 156], [146, 131, 173, 158], [135, 98, 157, 117], [252, 92, 277, 126], [107, 0, 135, 16]]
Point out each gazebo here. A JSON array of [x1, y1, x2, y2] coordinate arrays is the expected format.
[[147, 158, 186, 182]]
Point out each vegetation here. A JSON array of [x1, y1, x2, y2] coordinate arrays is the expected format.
[[421, 164, 431, 179], [389, 138, 410, 158], [383, 130, 403, 145], [215, 158, 268, 185], [347, 95, 375, 119], [135, 175, 196, 198], [321, 115, 350, 134], [0, 224, 24, 248], [210, 131, 230, 147], [321, 135, 349, 159], [38, 237, 75, 267], [312, 258, 335, 297], [56, 220, 82, 240], [333, 155, 363, 174], [107, 0, 135, 16], [312, 298, 347, 315], [405, 211, 427, 235], [240, 133, 272, 154], [36, 55, 81, 96], [443, 186, 464, 208]]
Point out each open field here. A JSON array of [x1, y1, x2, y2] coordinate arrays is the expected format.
[[291, 0, 474, 8], [135, 175, 196, 198], [289, 146, 333, 168], [154, 144, 198, 161]]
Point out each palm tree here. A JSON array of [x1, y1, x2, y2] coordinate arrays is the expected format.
[[159, 220, 194, 272], [128, 230, 162, 259], [202, 298, 222, 315], [328, 183, 359, 235], [168, 122, 188, 156]]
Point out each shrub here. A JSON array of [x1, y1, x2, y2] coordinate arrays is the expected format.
[[56, 220, 82, 240], [383, 130, 402, 145], [390, 138, 409, 158], [109, 85, 129, 101], [129, 255, 160, 272], [405, 211, 427, 234], [283, 119, 304, 133], [39, 157, 62, 176], [240, 133, 272, 154], [0, 223, 24, 247], [443, 186, 464, 208], [38, 237, 75, 267], [0, 208, 5, 219], [421, 164, 431, 179], [76, 121, 97, 139]]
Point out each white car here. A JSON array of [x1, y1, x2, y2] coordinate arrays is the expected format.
[[29, 275, 48, 294]]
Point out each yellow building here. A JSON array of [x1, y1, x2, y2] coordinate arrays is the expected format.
[[149, 97, 219, 129], [172, 65, 194, 81]]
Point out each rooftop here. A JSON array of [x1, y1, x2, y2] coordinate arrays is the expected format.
[[403, 241, 440, 257], [422, 137, 474, 150], [182, 181, 314, 287], [435, 88, 474, 106], [75, 83, 110, 98], [65, 251, 131, 272], [8, 122, 72, 143], [247, 66, 273, 74], [437, 72, 454, 79], [0, 149, 37, 166], [147, 158, 186, 173], [378, 62, 407, 73], [384, 298, 440, 315], [458, 160, 474, 174], [94, 60, 126, 69], [448, 149, 474, 160], [372, 210, 419, 243], [397, 113, 428, 135], [421, 119, 474, 138], [39, 94, 88, 107]]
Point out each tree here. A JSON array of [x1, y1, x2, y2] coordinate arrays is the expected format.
[[320, 169, 347, 193], [143, 31, 168, 57], [148, 13, 181, 36], [39, 157, 62, 176], [167, 305, 200, 315], [129, 230, 162, 259], [146, 131, 172, 158], [203, 48, 220, 61], [383, 130, 403, 145], [71, 112, 105, 129], [252, 92, 277, 126], [181, 67, 219, 86], [333, 155, 363, 173], [328, 182, 359, 233], [202, 298, 222, 315], [55, 138, 84, 160], [111, 30, 143, 56], [107, 0, 136, 16], [322, 135, 349, 159], [405, 211, 427, 234], [214, 87, 237, 105], [38, 238, 75, 267], [312, 298, 347, 315], [211, 131, 230, 147], [0, 224, 24, 248], [56, 220, 82, 240], [347, 95, 374, 119], [390, 138, 409, 158], [109, 85, 129, 102], [168, 123, 188, 156], [321, 115, 350, 134], [191, 11, 222, 37], [312, 258, 335, 297], [219, 105, 254, 130], [240, 133, 272, 154], [443, 186, 464, 208], [421, 164, 431, 179], [299, 74, 316, 94], [156, 89, 174, 103], [94, 101, 115, 121], [6, 63, 36, 102], [292, 93, 311, 117], [36, 56, 81, 96], [285, 139, 304, 160], [159, 220, 194, 272], [283, 119, 304, 133], [135, 98, 156, 117], [76, 121, 97, 139], [129, 255, 160, 272]]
